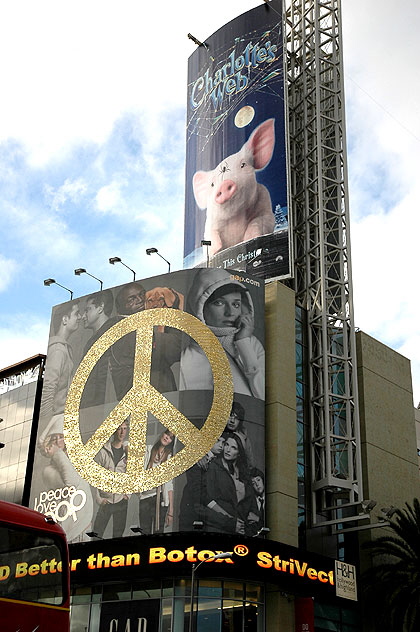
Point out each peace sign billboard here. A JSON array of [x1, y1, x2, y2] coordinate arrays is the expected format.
[[29, 268, 265, 542]]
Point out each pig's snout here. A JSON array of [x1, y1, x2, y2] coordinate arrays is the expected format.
[[215, 179, 236, 204]]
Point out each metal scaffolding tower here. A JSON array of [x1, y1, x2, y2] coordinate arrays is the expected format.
[[285, 0, 363, 524]]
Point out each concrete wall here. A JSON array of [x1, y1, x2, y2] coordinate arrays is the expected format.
[[265, 281, 298, 547], [356, 331, 419, 531]]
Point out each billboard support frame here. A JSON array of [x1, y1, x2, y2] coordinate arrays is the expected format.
[[285, 0, 363, 526]]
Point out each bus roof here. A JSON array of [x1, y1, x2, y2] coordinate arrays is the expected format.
[[0, 499, 66, 537]]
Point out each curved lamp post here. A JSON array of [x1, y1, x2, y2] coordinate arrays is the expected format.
[[188, 551, 233, 632], [146, 247, 171, 273], [74, 268, 103, 290], [109, 257, 136, 281], [43, 278, 73, 300]]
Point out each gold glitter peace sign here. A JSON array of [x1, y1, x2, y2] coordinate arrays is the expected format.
[[64, 309, 233, 494]]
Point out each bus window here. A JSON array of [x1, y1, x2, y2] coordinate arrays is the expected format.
[[0, 500, 70, 632], [0, 525, 65, 605]]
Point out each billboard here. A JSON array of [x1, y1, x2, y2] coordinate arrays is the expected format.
[[184, 2, 290, 281], [29, 269, 265, 542], [67, 533, 356, 602]]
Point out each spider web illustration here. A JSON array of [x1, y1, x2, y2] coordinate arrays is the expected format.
[[186, 19, 284, 155]]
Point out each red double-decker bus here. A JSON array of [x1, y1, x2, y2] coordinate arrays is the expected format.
[[0, 499, 70, 631]]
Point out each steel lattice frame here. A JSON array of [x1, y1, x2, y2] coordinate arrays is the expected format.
[[284, 0, 363, 523]]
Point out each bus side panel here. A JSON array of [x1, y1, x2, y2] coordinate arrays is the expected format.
[[0, 599, 70, 632]]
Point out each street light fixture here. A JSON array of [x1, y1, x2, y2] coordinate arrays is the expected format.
[[74, 268, 103, 290], [43, 278, 73, 300], [188, 552, 233, 632], [86, 531, 103, 539], [360, 499, 377, 514], [201, 240, 212, 268], [254, 526, 270, 537], [146, 247, 171, 273], [109, 257, 136, 281], [381, 506, 398, 520]]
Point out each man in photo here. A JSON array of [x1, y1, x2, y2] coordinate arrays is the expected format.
[[80, 290, 118, 409], [40, 300, 81, 422], [110, 282, 183, 398], [93, 422, 129, 538], [247, 467, 265, 536], [178, 432, 228, 531]]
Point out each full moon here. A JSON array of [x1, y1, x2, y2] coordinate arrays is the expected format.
[[234, 106, 255, 128]]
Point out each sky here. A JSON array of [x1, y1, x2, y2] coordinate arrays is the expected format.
[[1, 0, 419, 405]]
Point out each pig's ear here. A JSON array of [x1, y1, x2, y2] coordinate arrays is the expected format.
[[193, 171, 210, 209], [246, 118, 275, 170]]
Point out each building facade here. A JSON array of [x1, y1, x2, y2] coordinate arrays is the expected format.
[[0, 2, 419, 632]]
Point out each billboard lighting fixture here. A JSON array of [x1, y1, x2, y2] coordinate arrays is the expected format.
[[359, 499, 377, 514], [201, 240, 212, 268], [74, 268, 103, 290], [381, 506, 398, 520], [193, 521, 204, 530], [86, 531, 103, 539], [187, 33, 208, 49], [0, 443, 4, 449], [250, 248, 270, 268], [146, 247, 171, 273], [254, 526, 270, 537], [130, 526, 145, 534], [109, 256, 136, 281], [43, 278, 74, 300]]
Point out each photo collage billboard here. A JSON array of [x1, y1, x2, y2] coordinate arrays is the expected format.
[[29, 270, 265, 542], [184, 1, 290, 281]]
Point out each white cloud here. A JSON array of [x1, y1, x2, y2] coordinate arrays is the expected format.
[[0, 0, 261, 166], [4, 203, 82, 262], [343, 0, 420, 403], [45, 178, 88, 212], [0, 317, 49, 371], [0, 255, 18, 293], [95, 180, 126, 214]]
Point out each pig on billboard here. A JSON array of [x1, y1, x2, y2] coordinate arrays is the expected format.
[[30, 270, 265, 541], [184, 1, 290, 281]]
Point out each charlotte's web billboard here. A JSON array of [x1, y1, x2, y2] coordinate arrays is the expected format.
[[184, 1, 290, 281]]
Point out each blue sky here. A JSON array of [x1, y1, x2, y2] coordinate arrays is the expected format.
[[1, 0, 420, 405]]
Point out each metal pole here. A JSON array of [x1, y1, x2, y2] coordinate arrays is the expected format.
[[188, 563, 196, 632], [187, 552, 233, 632]]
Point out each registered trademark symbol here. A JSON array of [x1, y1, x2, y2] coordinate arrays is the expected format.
[[234, 545, 249, 557]]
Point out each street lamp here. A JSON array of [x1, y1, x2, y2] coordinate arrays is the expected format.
[[43, 278, 73, 300], [86, 531, 103, 540], [201, 240, 211, 268], [109, 256, 136, 281], [146, 247, 171, 273], [74, 268, 103, 290], [188, 552, 233, 632]]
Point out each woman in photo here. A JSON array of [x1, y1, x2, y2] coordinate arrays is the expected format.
[[38, 413, 94, 543], [179, 269, 264, 398], [138, 429, 175, 534], [205, 432, 254, 534], [225, 401, 254, 468]]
